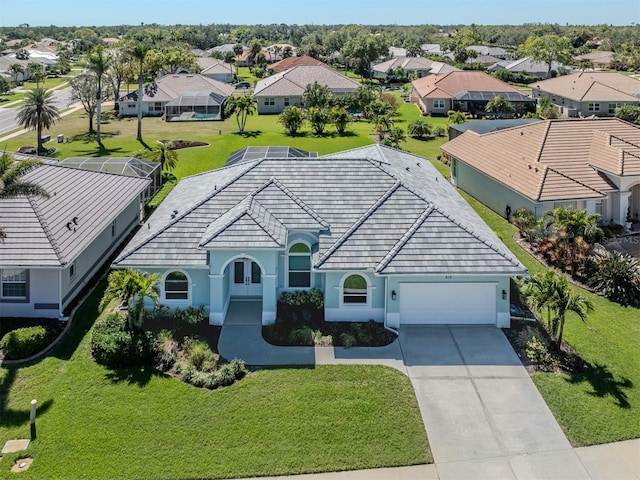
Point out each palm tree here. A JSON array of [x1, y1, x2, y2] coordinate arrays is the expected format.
[[0, 151, 49, 242], [522, 270, 593, 349], [149, 140, 178, 171], [87, 45, 109, 142], [130, 43, 150, 141], [331, 106, 351, 135], [8, 63, 24, 83], [16, 87, 61, 154], [278, 106, 305, 135], [100, 269, 160, 331], [224, 94, 256, 134], [408, 120, 431, 138]]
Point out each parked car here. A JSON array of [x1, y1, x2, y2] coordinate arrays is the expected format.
[[235, 81, 251, 89]]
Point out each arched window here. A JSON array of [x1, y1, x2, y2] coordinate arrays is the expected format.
[[164, 271, 189, 300], [343, 274, 367, 304], [288, 243, 311, 288]]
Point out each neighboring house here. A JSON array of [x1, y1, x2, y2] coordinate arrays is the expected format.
[[191, 57, 236, 83], [270, 55, 325, 73], [530, 72, 640, 118], [60, 156, 162, 207], [420, 44, 445, 56], [0, 158, 149, 318], [441, 118, 640, 228], [118, 74, 235, 121], [113, 144, 526, 328], [489, 56, 573, 79], [208, 44, 244, 55], [467, 45, 509, 59], [573, 51, 618, 69], [253, 65, 360, 114], [0, 56, 29, 81], [411, 71, 536, 116], [372, 56, 460, 80], [388, 46, 407, 57]]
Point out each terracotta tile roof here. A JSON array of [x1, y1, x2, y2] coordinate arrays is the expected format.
[[270, 55, 325, 72], [442, 118, 640, 202], [412, 71, 529, 99], [531, 72, 640, 102]]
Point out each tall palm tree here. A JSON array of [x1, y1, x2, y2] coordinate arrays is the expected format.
[[550, 273, 593, 350], [224, 94, 256, 133], [100, 268, 160, 331], [0, 151, 49, 241], [130, 43, 150, 141], [8, 63, 24, 83], [16, 87, 61, 154], [87, 45, 109, 142]]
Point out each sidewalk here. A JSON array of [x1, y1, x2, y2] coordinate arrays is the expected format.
[[218, 304, 640, 480]]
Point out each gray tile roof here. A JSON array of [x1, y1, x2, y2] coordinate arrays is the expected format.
[[0, 162, 149, 268], [115, 145, 525, 276]]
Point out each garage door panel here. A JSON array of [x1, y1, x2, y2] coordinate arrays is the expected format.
[[399, 283, 496, 325]]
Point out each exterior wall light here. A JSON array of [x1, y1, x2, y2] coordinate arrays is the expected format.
[[391, 290, 397, 301]]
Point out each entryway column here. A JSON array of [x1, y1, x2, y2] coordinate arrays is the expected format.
[[613, 190, 632, 226], [262, 274, 277, 325], [208, 274, 225, 325]]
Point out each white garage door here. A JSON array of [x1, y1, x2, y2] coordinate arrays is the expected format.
[[399, 283, 496, 325]]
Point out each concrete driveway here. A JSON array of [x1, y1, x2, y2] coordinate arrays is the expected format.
[[399, 326, 592, 479]]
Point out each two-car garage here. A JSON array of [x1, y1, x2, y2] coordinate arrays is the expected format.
[[398, 283, 497, 325]]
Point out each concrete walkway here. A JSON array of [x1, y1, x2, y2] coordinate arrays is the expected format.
[[218, 302, 640, 480]]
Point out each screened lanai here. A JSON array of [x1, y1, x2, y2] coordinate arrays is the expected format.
[[165, 91, 227, 121]]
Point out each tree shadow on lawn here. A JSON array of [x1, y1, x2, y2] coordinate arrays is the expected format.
[[234, 130, 262, 138], [566, 362, 633, 409], [73, 142, 125, 157], [104, 365, 168, 388], [0, 367, 54, 427]]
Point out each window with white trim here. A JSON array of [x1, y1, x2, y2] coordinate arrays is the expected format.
[[608, 103, 620, 114], [288, 243, 311, 288], [1, 269, 27, 299], [284, 97, 290, 106], [588, 103, 600, 112], [164, 271, 189, 300], [342, 274, 368, 304], [433, 99, 445, 109], [264, 97, 275, 106], [69, 263, 76, 280]]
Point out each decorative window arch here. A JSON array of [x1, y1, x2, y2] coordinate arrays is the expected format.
[[341, 273, 369, 305], [287, 242, 311, 288], [163, 270, 190, 301]]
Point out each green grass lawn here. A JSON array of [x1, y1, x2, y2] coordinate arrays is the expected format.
[[0, 284, 430, 479], [462, 194, 640, 447]]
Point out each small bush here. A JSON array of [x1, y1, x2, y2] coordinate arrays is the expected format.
[[518, 327, 558, 370], [90, 313, 155, 368], [183, 337, 217, 371], [172, 305, 206, 325], [287, 326, 314, 345], [0, 326, 48, 360], [340, 332, 356, 348]]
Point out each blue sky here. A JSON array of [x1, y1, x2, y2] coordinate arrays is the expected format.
[[1, 0, 638, 27]]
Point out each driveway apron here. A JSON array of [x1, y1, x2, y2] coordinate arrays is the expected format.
[[400, 326, 591, 479]]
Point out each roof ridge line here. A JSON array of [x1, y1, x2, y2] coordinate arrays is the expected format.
[[545, 165, 605, 196], [115, 159, 265, 263], [316, 181, 401, 267], [28, 197, 64, 264], [263, 177, 330, 228], [432, 205, 523, 268], [534, 121, 552, 167], [246, 199, 287, 246], [376, 205, 434, 273]]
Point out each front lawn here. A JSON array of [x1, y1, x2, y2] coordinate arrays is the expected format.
[[0, 284, 430, 479], [463, 193, 640, 447]]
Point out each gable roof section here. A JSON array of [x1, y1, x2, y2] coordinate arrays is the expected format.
[[441, 118, 640, 203], [115, 146, 525, 275], [253, 65, 360, 97], [412, 71, 531, 100], [531, 72, 640, 102], [200, 195, 287, 249], [0, 163, 149, 268]]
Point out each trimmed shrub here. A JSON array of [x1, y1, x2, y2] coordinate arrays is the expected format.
[[90, 313, 155, 368], [0, 326, 48, 360]]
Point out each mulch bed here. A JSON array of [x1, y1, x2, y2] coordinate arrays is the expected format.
[[146, 317, 221, 354], [160, 139, 209, 150]]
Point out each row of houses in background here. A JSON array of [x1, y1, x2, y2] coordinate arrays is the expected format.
[[0, 43, 59, 82]]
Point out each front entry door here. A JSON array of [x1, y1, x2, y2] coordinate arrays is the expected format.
[[231, 259, 262, 296]]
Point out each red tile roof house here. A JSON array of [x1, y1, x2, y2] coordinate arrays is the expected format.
[[441, 118, 640, 230], [253, 65, 360, 114], [411, 71, 536, 117], [269, 55, 326, 73], [529, 72, 640, 118]]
